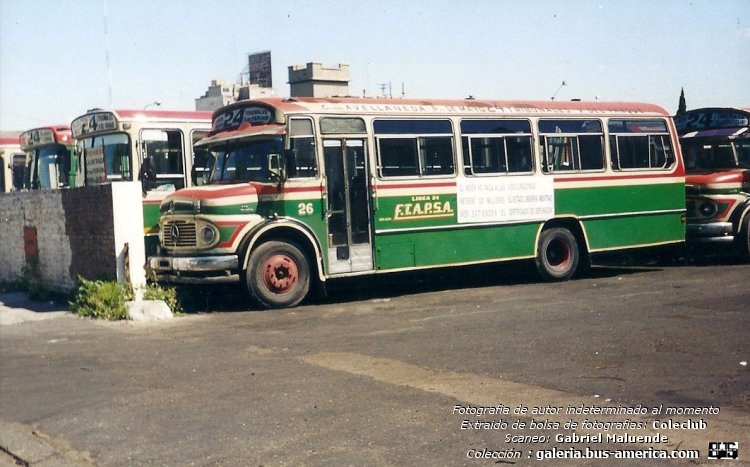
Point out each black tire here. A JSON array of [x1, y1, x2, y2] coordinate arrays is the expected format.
[[245, 241, 310, 309], [736, 214, 750, 261], [535, 227, 580, 281]]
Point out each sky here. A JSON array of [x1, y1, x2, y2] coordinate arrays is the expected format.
[[1, 0, 749, 131]]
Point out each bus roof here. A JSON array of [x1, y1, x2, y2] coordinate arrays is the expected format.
[[0, 132, 21, 146], [23, 124, 70, 132], [71, 109, 213, 138], [676, 107, 750, 136], [680, 107, 750, 115], [216, 96, 672, 119], [20, 125, 73, 149], [202, 97, 672, 144], [111, 109, 213, 120]]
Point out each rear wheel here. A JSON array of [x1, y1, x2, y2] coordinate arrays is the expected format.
[[535, 227, 580, 281], [246, 241, 310, 309]]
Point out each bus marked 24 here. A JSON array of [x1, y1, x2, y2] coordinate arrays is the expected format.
[[148, 97, 685, 309]]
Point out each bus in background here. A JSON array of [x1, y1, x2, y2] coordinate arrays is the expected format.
[[675, 107, 750, 259], [20, 126, 76, 190], [71, 109, 212, 253], [0, 133, 29, 193], [148, 97, 685, 309]]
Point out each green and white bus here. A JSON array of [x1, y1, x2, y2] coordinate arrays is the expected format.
[[71, 109, 213, 253], [149, 97, 686, 308]]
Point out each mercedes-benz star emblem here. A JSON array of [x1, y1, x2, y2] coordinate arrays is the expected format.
[[170, 224, 180, 243]]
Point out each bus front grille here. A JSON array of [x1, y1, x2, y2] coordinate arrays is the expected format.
[[163, 220, 197, 248]]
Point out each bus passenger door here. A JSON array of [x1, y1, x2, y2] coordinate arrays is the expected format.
[[323, 139, 374, 274]]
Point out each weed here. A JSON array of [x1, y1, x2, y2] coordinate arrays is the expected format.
[[68, 278, 134, 320], [68, 279, 183, 320]]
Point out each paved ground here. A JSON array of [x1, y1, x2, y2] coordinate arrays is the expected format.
[[1, 251, 749, 466]]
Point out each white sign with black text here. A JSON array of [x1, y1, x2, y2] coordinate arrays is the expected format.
[[457, 177, 555, 224]]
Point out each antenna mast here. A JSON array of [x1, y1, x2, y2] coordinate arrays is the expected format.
[[551, 80, 567, 101], [104, 0, 113, 107]]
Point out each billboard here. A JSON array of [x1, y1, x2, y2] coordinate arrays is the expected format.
[[248, 51, 272, 88]]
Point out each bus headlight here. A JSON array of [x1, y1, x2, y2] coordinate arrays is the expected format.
[[199, 225, 218, 246], [698, 200, 717, 218]]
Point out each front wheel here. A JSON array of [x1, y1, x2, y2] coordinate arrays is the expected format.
[[246, 241, 311, 309], [736, 214, 750, 261], [535, 227, 580, 281]]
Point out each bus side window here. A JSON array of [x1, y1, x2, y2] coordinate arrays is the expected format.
[[460, 119, 533, 176], [419, 136, 454, 175], [378, 138, 419, 177], [737, 142, 750, 168], [608, 119, 673, 171], [190, 130, 210, 186], [141, 129, 185, 191], [538, 119, 603, 173], [288, 118, 318, 178], [650, 135, 674, 168], [374, 119, 453, 178], [191, 146, 213, 186], [579, 134, 604, 170]]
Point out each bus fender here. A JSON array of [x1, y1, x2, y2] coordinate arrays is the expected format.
[[239, 218, 326, 283], [730, 200, 750, 233], [534, 216, 591, 256]]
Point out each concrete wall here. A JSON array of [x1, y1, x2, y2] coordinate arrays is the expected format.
[[0, 182, 146, 293]]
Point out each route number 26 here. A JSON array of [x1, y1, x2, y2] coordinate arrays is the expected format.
[[297, 202, 314, 216]]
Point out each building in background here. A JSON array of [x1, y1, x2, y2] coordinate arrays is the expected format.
[[248, 51, 273, 89], [288, 62, 350, 98], [195, 80, 275, 111], [195, 51, 352, 110], [196, 51, 277, 111]]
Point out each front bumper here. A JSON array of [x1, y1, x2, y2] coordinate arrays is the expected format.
[[686, 221, 735, 243], [148, 255, 240, 284]]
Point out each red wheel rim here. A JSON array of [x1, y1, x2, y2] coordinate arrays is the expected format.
[[546, 238, 571, 271], [262, 254, 298, 294]]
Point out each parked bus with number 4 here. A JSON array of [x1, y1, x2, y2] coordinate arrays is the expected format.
[[71, 109, 213, 254], [675, 107, 750, 259], [20, 125, 77, 190], [148, 97, 685, 309]]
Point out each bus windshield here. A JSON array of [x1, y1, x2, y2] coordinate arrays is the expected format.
[[35, 144, 69, 189], [207, 137, 283, 184], [78, 132, 132, 182], [683, 141, 750, 171]]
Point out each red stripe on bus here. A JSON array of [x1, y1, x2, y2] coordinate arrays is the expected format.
[[375, 181, 457, 190], [554, 171, 684, 183], [253, 185, 324, 195]]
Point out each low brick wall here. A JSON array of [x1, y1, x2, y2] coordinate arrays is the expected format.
[[0, 183, 145, 293]]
